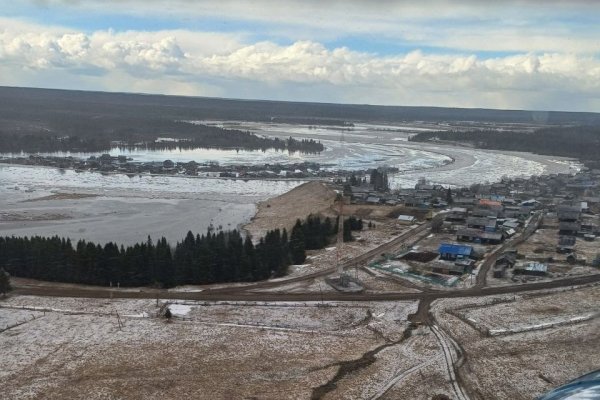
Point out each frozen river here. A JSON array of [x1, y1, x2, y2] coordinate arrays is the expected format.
[[0, 121, 579, 245], [0, 165, 305, 245], [6, 120, 579, 187]]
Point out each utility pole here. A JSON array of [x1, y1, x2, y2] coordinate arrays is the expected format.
[[318, 282, 324, 306], [114, 310, 123, 331]]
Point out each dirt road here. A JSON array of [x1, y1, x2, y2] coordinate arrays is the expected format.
[[13, 273, 600, 302], [475, 211, 543, 288]]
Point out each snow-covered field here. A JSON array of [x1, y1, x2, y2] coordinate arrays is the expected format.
[[432, 285, 600, 400], [4, 286, 596, 398], [0, 308, 45, 333], [2, 294, 448, 400], [455, 285, 599, 334]]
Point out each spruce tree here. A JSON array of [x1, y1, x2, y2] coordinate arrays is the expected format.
[[156, 237, 174, 288], [289, 220, 306, 264], [343, 219, 353, 242], [0, 268, 11, 297], [240, 236, 255, 281]]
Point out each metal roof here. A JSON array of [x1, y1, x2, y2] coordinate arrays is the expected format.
[[479, 199, 502, 207], [467, 216, 491, 226], [503, 220, 520, 229], [438, 243, 473, 256], [503, 228, 516, 236], [457, 228, 503, 241], [519, 262, 547, 272], [538, 369, 600, 400], [558, 236, 576, 246]]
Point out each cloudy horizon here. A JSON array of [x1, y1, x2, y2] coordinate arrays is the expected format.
[[1, 1, 599, 112]]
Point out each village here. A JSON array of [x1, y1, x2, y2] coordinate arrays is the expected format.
[[331, 166, 600, 291], [0, 153, 352, 179]]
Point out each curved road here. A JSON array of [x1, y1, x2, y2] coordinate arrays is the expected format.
[[13, 273, 600, 302]]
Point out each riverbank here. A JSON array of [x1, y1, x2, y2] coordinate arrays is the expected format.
[[243, 181, 338, 239]]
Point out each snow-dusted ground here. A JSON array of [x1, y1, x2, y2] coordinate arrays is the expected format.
[[259, 222, 414, 285], [1, 294, 441, 399], [432, 285, 600, 400], [0, 308, 45, 332], [7, 285, 595, 399], [455, 285, 599, 334]]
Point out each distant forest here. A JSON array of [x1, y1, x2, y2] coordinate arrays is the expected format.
[[0, 120, 323, 154], [130, 133, 323, 154], [2, 86, 600, 155], [0, 215, 362, 287], [3, 87, 600, 127], [409, 126, 600, 163], [3, 85, 599, 161]]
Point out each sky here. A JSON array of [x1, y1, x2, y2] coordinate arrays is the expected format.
[[1, 0, 600, 111]]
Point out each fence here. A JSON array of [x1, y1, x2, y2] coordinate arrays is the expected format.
[[369, 260, 459, 287]]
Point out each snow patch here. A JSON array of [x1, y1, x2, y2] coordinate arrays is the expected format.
[[168, 304, 192, 317]]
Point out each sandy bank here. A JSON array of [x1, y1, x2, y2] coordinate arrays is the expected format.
[[244, 181, 338, 239]]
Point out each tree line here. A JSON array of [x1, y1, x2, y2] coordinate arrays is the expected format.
[[408, 126, 600, 162], [118, 131, 323, 154], [0, 122, 323, 155], [0, 215, 362, 288]]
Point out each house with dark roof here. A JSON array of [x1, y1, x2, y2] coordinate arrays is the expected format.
[[432, 262, 473, 276], [514, 262, 547, 276], [557, 236, 576, 254], [557, 204, 581, 221], [471, 208, 500, 218], [457, 228, 504, 244], [445, 207, 468, 222], [466, 216, 492, 230], [559, 221, 581, 236], [558, 210, 581, 222], [493, 253, 516, 278]]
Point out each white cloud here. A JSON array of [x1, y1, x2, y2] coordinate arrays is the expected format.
[[1, 17, 600, 111], [196, 42, 600, 95], [19, 0, 600, 54], [0, 18, 246, 73]]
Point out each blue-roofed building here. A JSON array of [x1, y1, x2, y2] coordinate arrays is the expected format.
[[438, 243, 473, 261], [538, 369, 600, 399]]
